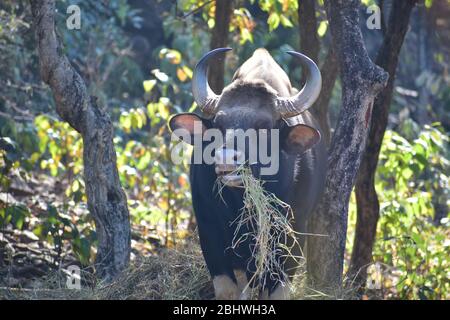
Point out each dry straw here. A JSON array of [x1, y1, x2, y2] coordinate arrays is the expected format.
[[0, 243, 213, 300], [216, 165, 304, 299]]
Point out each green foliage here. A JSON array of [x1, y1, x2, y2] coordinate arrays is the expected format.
[[115, 49, 193, 245], [230, 8, 256, 44], [57, 0, 145, 105], [28, 46, 194, 249], [371, 123, 449, 299], [35, 115, 84, 179], [1, 204, 30, 230], [256, 0, 297, 31]]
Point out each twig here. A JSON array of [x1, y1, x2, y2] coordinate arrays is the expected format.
[[178, 0, 215, 19]]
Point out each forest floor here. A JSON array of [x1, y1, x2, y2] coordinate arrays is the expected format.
[[0, 170, 216, 299], [0, 172, 385, 300], [0, 239, 214, 300], [0, 230, 379, 300]]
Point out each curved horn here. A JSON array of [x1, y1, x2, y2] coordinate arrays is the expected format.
[[192, 47, 232, 115], [276, 51, 322, 118]]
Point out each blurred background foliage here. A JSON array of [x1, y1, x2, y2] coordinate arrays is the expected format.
[[0, 0, 448, 298]]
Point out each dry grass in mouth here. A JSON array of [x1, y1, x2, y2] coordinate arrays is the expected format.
[[216, 165, 304, 299]]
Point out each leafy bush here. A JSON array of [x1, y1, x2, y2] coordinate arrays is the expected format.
[[353, 122, 450, 299]]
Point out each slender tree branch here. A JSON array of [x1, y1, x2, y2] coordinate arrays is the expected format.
[[179, 0, 215, 19]]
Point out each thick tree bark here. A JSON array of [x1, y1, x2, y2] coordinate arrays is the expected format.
[[306, 0, 388, 294], [30, 0, 131, 281], [209, 0, 233, 93], [349, 0, 417, 289]]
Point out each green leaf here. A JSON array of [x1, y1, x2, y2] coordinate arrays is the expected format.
[[240, 28, 253, 44], [267, 13, 280, 31], [317, 20, 328, 37], [72, 179, 80, 193], [188, 102, 198, 113], [143, 80, 157, 93], [159, 48, 182, 64], [207, 18, 215, 29], [158, 100, 170, 120], [6, 204, 30, 230], [152, 69, 169, 83], [279, 15, 293, 28]]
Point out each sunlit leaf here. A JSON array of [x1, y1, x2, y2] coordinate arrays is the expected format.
[[208, 18, 215, 29], [160, 48, 182, 64], [143, 79, 157, 93], [279, 14, 293, 28], [152, 69, 169, 83], [317, 20, 328, 37], [267, 12, 280, 31], [176, 65, 193, 82]]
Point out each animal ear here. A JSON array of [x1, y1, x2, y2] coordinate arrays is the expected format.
[[168, 113, 210, 145], [283, 124, 321, 154]]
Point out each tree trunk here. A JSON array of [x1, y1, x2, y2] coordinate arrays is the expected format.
[[349, 0, 417, 289], [298, 0, 319, 64], [209, 0, 233, 93], [30, 0, 131, 281], [415, 5, 431, 125], [306, 0, 388, 295], [315, 48, 338, 145], [297, 0, 336, 145]]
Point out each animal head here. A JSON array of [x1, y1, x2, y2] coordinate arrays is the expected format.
[[169, 48, 322, 187]]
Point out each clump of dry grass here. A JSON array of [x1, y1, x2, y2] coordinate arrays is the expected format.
[[97, 244, 212, 300], [217, 165, 303, 299], [0, 241, 213, 300]]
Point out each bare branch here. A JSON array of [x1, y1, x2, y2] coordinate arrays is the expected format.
[[178, 0, 215, 19]]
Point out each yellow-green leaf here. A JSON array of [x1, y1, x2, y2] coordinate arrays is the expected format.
[[280, 15, 293, 28], [317, 20, 328, 37], [267, 13, 280, 31], [143, 80, 157, 93]]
